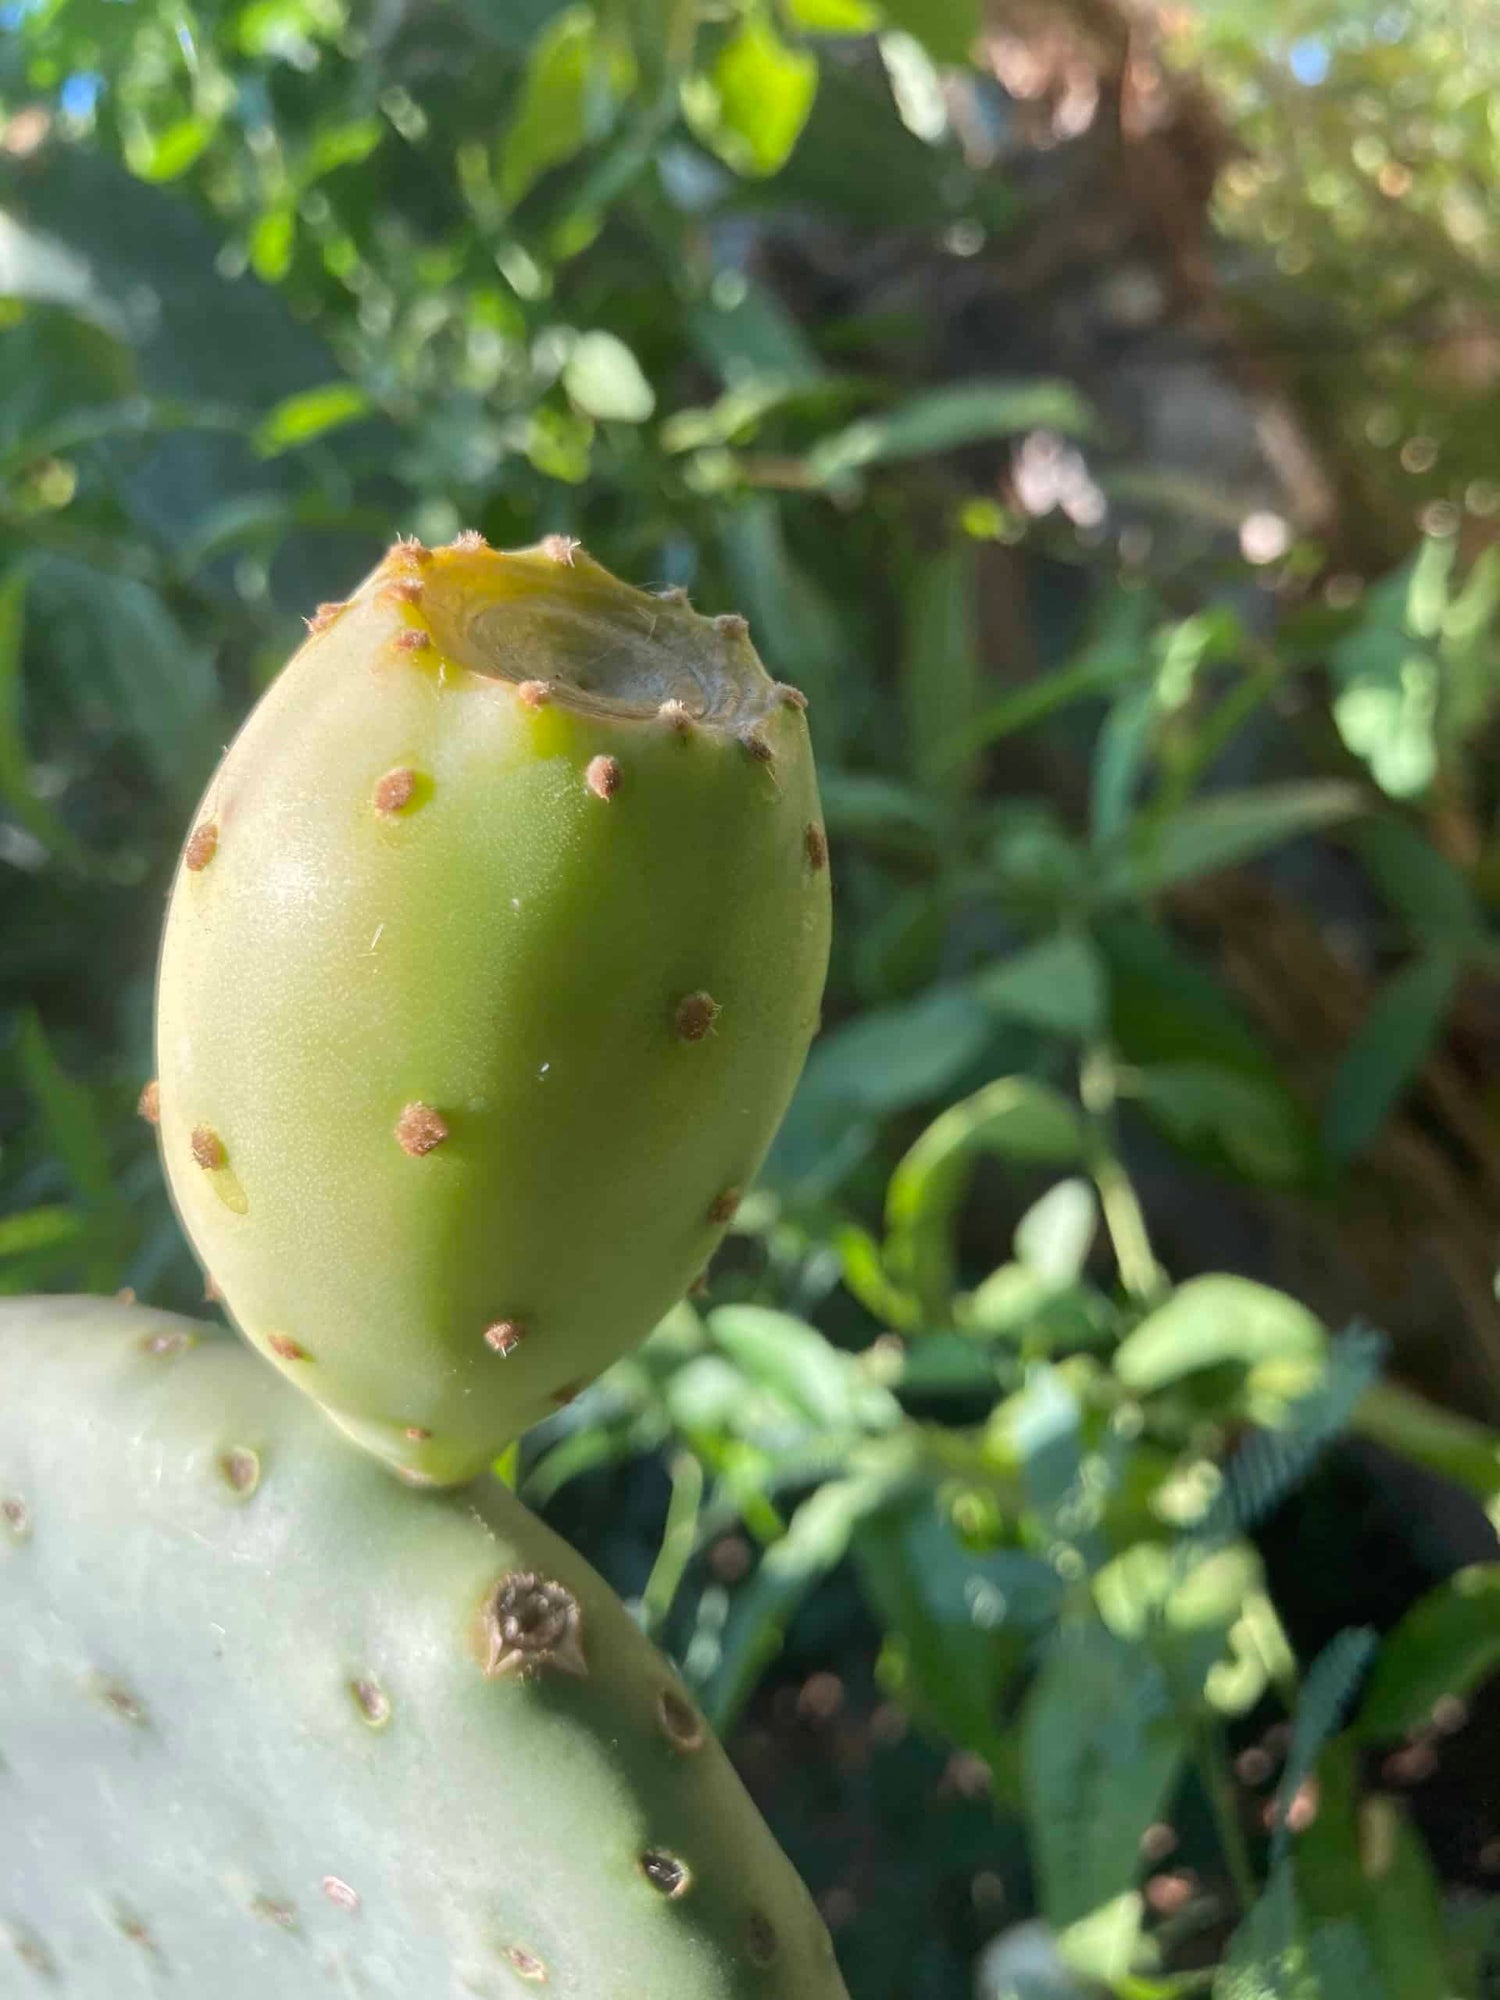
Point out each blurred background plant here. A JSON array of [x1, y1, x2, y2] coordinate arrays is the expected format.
[[2, 0, 1498, 1993]]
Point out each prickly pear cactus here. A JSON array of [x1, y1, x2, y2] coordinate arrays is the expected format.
[[0, 1295, 848, 1999], [152, 535, 830, 1482]]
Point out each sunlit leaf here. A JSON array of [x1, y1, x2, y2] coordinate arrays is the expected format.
[[1114, 1276, 1325, 1396], [525, 403, 594, 482], [249, 207, 295, 284], [1013, 1179, 1097, 1287], [304, 117, 384, 181], [497, 6, 636, 210], [123, 115, 215, 184], [784, 0, 879, 28], [685, 15, 818, 178], [834, 1222, 921, 1330], [709, 1304, 897, 1431], [885, 1077, 1084, 1313], [254, 381, 371, 456], [0, 1206, 85, 1261], [562, 329, 655, 422]]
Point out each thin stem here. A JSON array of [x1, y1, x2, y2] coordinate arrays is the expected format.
[[1094, 1153, 1163, 1305], [1080, 1046, 1164, 1304], [639, 1450, 705, 1637]]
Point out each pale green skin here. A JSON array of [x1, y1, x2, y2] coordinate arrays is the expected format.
[[0, 1296, 849, 1999], [155, 541, 830, 1481]]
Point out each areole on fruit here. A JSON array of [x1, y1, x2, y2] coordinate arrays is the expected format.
[[153, 535, 830, 1483]]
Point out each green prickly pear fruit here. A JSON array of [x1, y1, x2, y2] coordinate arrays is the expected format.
[[153, 535, 830, 1483], [0, 1294, 849, 1999]]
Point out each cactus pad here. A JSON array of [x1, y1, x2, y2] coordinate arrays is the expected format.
[[0, 1295, 847, 1998], [153, 536, 830, 1481]]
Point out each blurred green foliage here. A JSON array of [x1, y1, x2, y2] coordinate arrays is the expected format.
[[2, 1, 1498, 1994]]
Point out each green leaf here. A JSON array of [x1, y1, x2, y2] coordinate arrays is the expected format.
[[1022, 1620, 1186, 1929], [962, 1264, 1113, 1353], [719, 501, 854, 743], [0, 306, 137, 460], [15, 1013, 128, 1290], [249, 206, 296, 284], [1013, 1179, 1097, 1287], [973, 932, 1108, 1041], [1329, 570, 1440, 799], [834, 1222, 921, 1330], [1214, 1865, 1309, 2000], [880, 0, 979, 64], [685, 15, 818, 178], [303, 116, 384, 182], [1006, 1364, 1085, 1525], [796, 984, 994, 1118], [806, 378, 1093, 487], [15, 1013, 115, 1216], [1321, 951, 1461, 1165], [1356, 1566, 1500, 1742], [1114, 1276, 1325, 1396], [1405, 532, 1456, 640], [1101, 783, 1363, 901], [942, 637, 1142, 769], [1295, 1742, 1449, 2000], [1351, 819, 1481, 944], [1196, 1328, 1385, 1545], [253, 380, 370, 456], [708, 1304, 894, 1431], [28, 558, 219, 799], [899, 541, 979, 793], [856, 1495, 1061, 1762], [0, 567, 89, 868], [1060, 1896, 1147, 1988], [1354, 1798, 1454, 2000], [1134, 1061, 1311, 1186], [885, 1077, 1084, 1313], [562, 329, 655, 422], [1271, 1627, 1376, 1863], [1353, 1382, 1500, 1508], [123, 114, 215, 184], [688, 279, 825, 392], [525, 404, 594, 483], [0, 1206, 85, 1261], [1091, 683, 1157, 844], [697, 1471, 898, 1730], [816, 769, 945, 855], [497, 5, 636, 209], [784, 0, 879, 27]]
